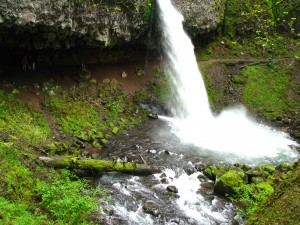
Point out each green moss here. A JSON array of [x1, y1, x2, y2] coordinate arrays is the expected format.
[[241, 64, 291, 115], [214, 170, 247, 196], [44, 81, 147, 145], [0, 90, 51, 146], [246, 164, 300, 224], [204, 165, 219, 181], [232, 74, 246, 84], [0, 142, 35, 202], [259, 164, 275, 174]]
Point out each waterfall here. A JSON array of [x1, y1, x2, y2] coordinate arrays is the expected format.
[[157, 0, 298, 158], [157, 0, 212, 121]]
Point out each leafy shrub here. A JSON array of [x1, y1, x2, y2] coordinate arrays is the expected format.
[[36, 169, 100, 224], [232, 183, 274, 218]]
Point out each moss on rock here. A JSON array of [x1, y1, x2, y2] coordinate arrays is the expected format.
[[214, 169, 248, 196], [203, 165, 219, 181]]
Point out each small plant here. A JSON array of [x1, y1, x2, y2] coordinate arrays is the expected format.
[[36, 169, 101, 224], [230, 183, 274, 218]]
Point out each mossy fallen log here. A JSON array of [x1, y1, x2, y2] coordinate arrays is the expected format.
[[38, 156, 161, 175]]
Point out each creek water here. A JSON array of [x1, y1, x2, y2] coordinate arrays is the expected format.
[[98, 0, 299, 224]]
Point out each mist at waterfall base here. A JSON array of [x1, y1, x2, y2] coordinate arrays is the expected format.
[[157, 0, 298, 162]]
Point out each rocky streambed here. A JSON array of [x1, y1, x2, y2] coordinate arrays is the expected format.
[[96, 117, 299, 224]]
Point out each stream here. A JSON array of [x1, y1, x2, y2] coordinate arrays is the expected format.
[[97, 118, 298, 225]]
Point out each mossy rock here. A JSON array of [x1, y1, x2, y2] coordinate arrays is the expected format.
[[214, 169, 248, 196], [246, 165, 300, 224], [259, 164, 275, 174], [247, 165, 273, 178], [234, 163, 252, 171], [276, 162, 288, 172], [203, 165, 219, 181]]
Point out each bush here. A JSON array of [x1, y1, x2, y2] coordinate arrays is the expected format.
[[36, 169, 100, 224]]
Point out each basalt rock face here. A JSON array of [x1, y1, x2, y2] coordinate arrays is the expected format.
[[171, 0, 226, 38], [0, 0, 225, 50], [0, 0, 152, 49]]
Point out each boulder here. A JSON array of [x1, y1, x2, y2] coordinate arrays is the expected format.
[[203, 165, 219, 181], [214, 169, 248, 196]]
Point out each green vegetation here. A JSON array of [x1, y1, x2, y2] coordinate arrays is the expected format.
[[0, 197, 46, 225], [0, 90, 51, 146], [232, 182, 274, 218], [205, 162, 299, 221], [246, 163, 300, 224], [44, 80, 147, 150], [0, 140, 101, 224], [222, 0, 299, 58], [199, 63, 226, 112], [36, 169, 101, 224], [241, 64, 291, 116], [0, 75, 149, 224]]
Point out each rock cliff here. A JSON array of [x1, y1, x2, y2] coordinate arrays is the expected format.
[[0, 0, 225, 50], [0, 0, 152, 49], [171, 0, 226, 38]]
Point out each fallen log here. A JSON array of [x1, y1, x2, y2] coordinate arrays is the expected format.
[[38, 156, 161, 175]]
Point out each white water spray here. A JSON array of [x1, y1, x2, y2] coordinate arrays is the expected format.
[[157, 0, 212, 120], [157, 0, 298, 159]]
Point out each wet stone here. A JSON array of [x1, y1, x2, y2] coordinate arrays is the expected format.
[[167, 185, 178, 193], [160, 177, 169, 184], [130, 144, 144, 152], [142, 201, 160, 217], [168, 218, 185, 225], [160, 173, 167, 178], [147, 113, 158, 119], [184, 165, 196, 175], [197, 173, 207, 181], [195, 162, 207, 171]]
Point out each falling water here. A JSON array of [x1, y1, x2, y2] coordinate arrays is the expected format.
[[157, 0, 212, 120], [157, 0, 298, 158]]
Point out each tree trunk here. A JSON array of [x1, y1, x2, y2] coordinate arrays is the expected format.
[[38, 156, 161, 175]]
